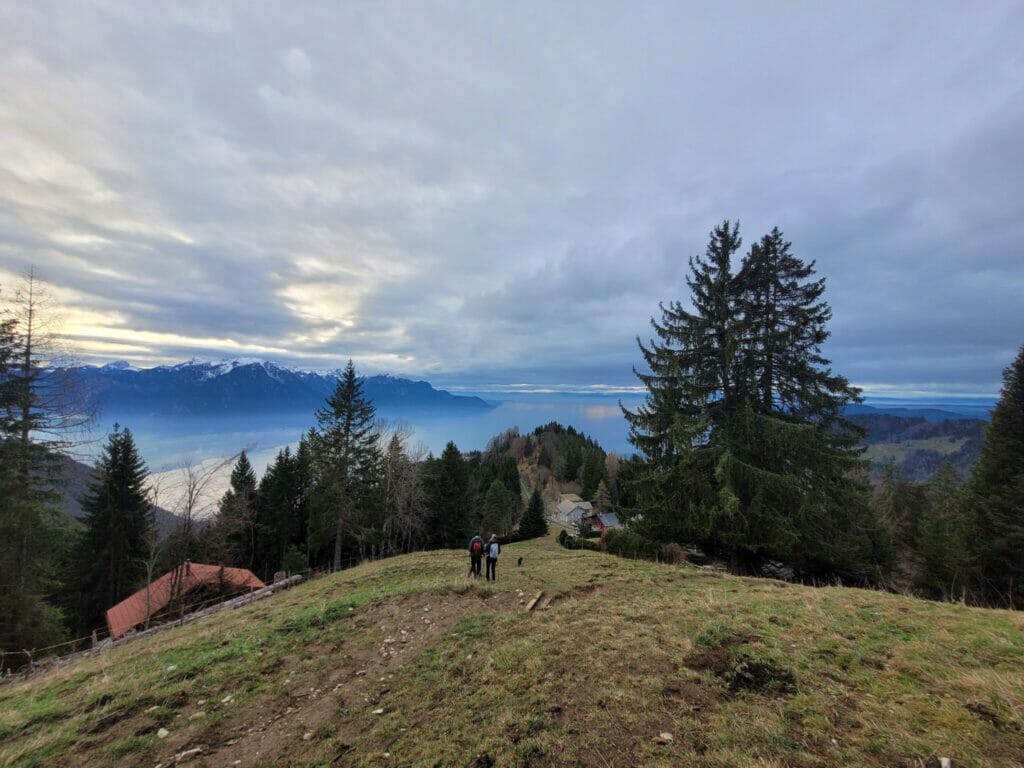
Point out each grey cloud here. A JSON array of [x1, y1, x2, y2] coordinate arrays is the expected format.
[[0, 1, 1022, 394]]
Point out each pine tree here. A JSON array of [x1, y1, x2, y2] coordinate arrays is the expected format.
[[212, 451, 259, 567], [518, 488, 548, 540], [312, 361, 379, 570], [424, 442, 472, 548], [915, 461, 966, 599], [70, 425, 153, 635], [965, 345, 1024, 606], [624, 221, 742, 545], [481, 479, 512, 537], [626, 222, 877, 580], [0, 277, 75, 661], [580, 449, 605, 500], [255, 447, 308, 579]]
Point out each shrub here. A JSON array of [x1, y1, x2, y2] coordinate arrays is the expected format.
[[603, 528, 660, 560]]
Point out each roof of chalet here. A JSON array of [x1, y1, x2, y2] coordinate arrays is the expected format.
[[105, 562, 266, 639], [557, 499, 593, 514], [598, 513, 622, 528], [560, 493, 584, 503]]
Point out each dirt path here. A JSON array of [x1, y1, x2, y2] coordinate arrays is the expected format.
[[148, 588, 526, 768]]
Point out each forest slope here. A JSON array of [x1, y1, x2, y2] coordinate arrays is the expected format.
[[1, 536, 1022, 767]]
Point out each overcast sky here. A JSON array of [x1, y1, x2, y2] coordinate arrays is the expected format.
[[1, 1, 1021, 396]]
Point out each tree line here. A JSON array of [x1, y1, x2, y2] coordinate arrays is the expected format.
[[0, 282, 551, 662], [76, 362, 551, 642]]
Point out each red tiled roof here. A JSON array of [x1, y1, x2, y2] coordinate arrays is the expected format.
[[105, 562, 266, 638]]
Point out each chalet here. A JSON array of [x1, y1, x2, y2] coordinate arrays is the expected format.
[[555, 494, 592, 526], [105, 561, 266, 639]]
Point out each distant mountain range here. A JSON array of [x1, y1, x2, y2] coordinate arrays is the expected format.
[[69, 359, 494, 419], [844, 402, 992, 422]]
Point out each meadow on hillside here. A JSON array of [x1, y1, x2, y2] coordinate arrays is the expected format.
[[2, 535, 1022, 768]]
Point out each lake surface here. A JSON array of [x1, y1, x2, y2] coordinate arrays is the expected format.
[[107, 393, 646, 476], [97, 392, 994, 480]]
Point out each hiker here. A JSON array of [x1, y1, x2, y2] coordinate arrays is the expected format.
[[486, 534, 500, 581], [468, 531, 485, 578]]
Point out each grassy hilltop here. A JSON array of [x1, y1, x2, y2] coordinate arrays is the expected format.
[[1, 535, 1022, 768]]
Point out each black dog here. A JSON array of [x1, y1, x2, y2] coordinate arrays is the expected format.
[[517, 556, 523, 567]]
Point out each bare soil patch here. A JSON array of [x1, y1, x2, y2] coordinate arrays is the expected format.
[[147, 590, 506, 767]]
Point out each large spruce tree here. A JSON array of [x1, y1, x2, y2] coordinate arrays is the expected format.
[[70, 425, 153, 635], [626, 221, 878, 579], [312, 361, 380, 571], [965, 345, 1024, 606]]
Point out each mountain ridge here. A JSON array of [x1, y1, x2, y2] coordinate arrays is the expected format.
[[68, 359, 495, 419]]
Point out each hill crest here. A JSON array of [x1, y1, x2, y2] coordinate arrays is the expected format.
[[2, 536, 1022, 767]]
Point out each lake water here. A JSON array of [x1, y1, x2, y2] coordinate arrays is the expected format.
[[100, 392, 993, 484], [110, 393, 646, 478]]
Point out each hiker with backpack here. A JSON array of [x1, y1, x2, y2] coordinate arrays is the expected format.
[[468, 531, 485, 578], [486, 534, 500, 581]]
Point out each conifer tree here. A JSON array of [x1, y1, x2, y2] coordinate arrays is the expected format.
[[965, 345, 1024, 606], [481, 479, 512, 537], [424, 441, 472, 548], [625, 221, 742, 545], [212, 451, 259, 567], [70, 425, 153, 635], [580, 449, 605, 500], [0, 278, 75, 660], [518, 488, 548, 539], [255, 446, 308, 579], [915, 461, 966, 599], [626, 221, 878, 580], [312, 361, 379, 570]]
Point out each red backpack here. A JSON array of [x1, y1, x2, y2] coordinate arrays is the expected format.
[[471, 539, 484, 556]]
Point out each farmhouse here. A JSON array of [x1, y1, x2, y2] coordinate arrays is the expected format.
[[105, 561, 266, 639], [555, 494, 592, 526]]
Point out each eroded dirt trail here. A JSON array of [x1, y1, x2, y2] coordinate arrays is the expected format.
[[152, 588, 525, 768]]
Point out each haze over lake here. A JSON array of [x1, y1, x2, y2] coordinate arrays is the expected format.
[[107, 392, 644, 476], [104, 389, 995, 482]]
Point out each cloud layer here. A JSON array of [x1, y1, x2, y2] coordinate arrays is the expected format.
[[1, 1, 1021, 395]]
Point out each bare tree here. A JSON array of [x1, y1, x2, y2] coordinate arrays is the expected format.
[[6, 268, 95, 462], [381, 426, 427, 555], [165, 454, 238, 567], [0, 270, 94, 659], [135, 476, 170, 631]]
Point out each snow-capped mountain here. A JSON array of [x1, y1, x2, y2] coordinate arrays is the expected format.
[[73, 359, 493, 418]]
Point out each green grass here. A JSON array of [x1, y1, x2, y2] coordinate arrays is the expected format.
[[865, 436, 968, 463], [2, 536, 1023, 767]]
